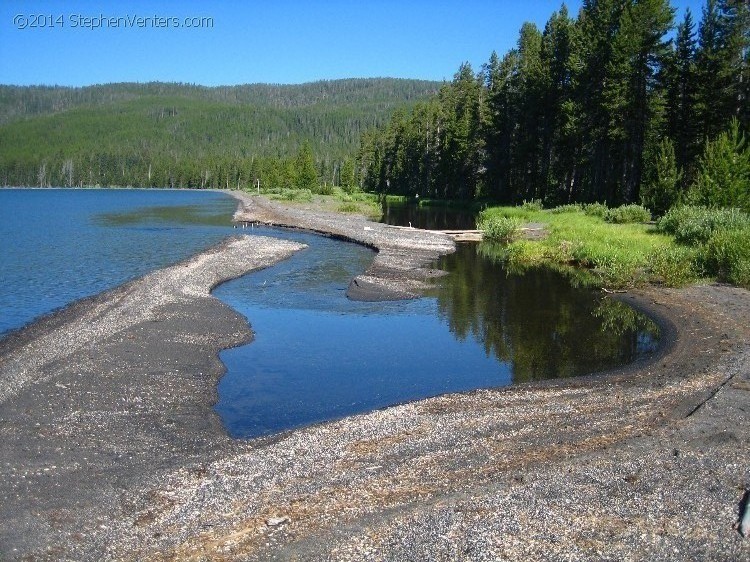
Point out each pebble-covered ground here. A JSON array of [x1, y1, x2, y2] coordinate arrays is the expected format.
[[231, 193, 456, 301], [0, 195, 748, 561], [0, 235, 305, 560]]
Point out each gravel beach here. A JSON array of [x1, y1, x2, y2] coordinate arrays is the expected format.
[[0, 195, 748, 561], [231, 192, 456, 301]]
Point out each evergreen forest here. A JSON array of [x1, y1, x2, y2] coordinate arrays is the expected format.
[[1, 0, 747, 216], [0, 79, 439, 190], [358, 0, 749, 213]]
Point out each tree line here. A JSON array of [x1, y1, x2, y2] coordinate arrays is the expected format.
[[20, 141, 357, 194], [357, 0, 749, 212]]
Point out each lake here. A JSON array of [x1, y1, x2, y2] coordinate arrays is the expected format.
[[0, 188, 237, 336], [0, 188, 660, 439]]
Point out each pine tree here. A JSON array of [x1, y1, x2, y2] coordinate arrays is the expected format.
[[484, 49, 520, 202], [641, 137, 683, 215], [695, 0, 749, 139], [666, 9, 699, 180], [436, 63, 484, 199], [741, 0, 750, 130], [721, 0, 750, 124], [340, 157, 357, 192], [540, 6, 578, 204], [576, 0, 625, 202], [512, 22, 545, 202], [295, 141, 319, 192], [356, 0, 746, 210], [603, 0, 674, 203], [690, 118, 750, 210]]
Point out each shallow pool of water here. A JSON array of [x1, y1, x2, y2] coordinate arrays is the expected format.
[[379, 202, 477, 230], [214, 232, 660, 438]]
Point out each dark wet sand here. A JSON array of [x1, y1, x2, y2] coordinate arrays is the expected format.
[[0, 196, 748, 561]]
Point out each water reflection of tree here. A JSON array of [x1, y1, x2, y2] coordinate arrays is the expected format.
[[434, 244, 660, 382], [380, 203, 477, 230]]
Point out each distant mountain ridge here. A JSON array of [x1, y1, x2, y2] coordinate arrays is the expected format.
[[0, 79, 441, 189], [0, 79, 441, 124]]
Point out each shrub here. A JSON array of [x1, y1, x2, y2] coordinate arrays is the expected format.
[[700, 226, 750, 287], [658, 206, 750, 244], [337, 202, 362, 213], [549, 204, 583, 214], [647, 246, 698, 287], [315, 182, 334, 196], [272, 188, 313, 202], [521, 198, 544, 212], [479, 215, 522, 242], [604, 204, 652, 224], [583, 202, 609, 217]]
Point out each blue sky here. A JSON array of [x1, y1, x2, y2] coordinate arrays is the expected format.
[[0, 0, 706, 87]]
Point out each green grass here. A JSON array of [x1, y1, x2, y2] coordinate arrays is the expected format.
[[382, 194, 409, 204], [337, 202, 365, 213], [479, 204, 681, 288], [477, 215, 522, 242]]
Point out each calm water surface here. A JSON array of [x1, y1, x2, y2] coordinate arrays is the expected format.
[[0, 188, 236, 336], [0, 189, 660, 440], [215, 232, 659, 438], [380, 202, 477, 230]]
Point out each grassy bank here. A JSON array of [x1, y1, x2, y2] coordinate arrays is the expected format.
[[478, 203, 750, 290], [249, 185, 382, 218]]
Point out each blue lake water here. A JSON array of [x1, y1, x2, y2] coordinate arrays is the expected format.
[[213, 231, 521, 437], [0, 188, 236, 336], [214, 231, 660, 438], [0, 188, 660, 440]]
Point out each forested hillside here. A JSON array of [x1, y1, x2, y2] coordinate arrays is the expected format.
[[0, 79, 439, 189], [359, 0, 749, 212]]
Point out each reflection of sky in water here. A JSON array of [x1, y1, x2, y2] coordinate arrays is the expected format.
[[216, 230, 514, 438], [215, 230, 660, 439]]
